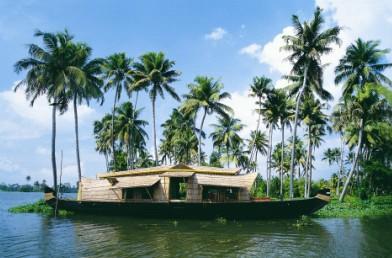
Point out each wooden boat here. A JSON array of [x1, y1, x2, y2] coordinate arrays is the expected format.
[[45, 164, 330, 219]]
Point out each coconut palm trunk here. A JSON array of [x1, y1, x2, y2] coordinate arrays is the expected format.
[[51, 103, 58, 193], [307, 146, 314, 197], [152, 97, 158, 165], [111, 90, 118, 169], [198, 108, 207, 165], [340, 119, 364, 202], [250, 97, 262, 163], [280, 122, 285, 197], [266, 124, 273, 197], [337, 134, 344, 196], [289, 65, 308, 198], [73, 94, 82, 183], [304, 126, 311, 198]]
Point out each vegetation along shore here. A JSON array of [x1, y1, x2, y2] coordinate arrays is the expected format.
[[7, 6, 392, 208]]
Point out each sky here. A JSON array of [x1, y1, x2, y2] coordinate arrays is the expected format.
[[1, 0, 392, 185]]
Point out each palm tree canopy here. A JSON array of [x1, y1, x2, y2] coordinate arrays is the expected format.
[[115, 102, 149, 148], [248, 76, 273, 100], [210, 116, 244, 150], [248, 130, 268, 155], [131, 52, 181, 102], [335, 38, 392, 97], [181, 76, 233, 117], [102, 52, 133, 100]]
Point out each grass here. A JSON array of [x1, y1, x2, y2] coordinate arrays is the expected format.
[[313, 195, 392, 218], [8, 199, 73, 217]]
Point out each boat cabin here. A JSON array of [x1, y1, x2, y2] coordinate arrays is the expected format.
[[78, 164, 257, 203]]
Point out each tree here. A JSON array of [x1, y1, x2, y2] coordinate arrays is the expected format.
[[331, 102, 346, 196], [248, 76, 273, 162], [14, 30, 78, 192], [115, 102, 148, 169], [335, 39, 392, 201], [181, 76, 232, 165], [210, 116, 244, 168], [66, 42, 104, 182], [102, 53, 133, 169], [335, 39, 392, 97], [94, 114, 112, 171], [132, 52, 181, 165], [26, 176, 31, 183], [259, 88, 280, 196], [282, 7, 341, 198], [247, 130, 268, 170]]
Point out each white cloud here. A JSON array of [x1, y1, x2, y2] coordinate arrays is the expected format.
[[0, 82, 96, 140], [205, 27, 227, 41], [240, 26, 294, 75], [35, 146, 50, 155], [0, 157, 20, 173]]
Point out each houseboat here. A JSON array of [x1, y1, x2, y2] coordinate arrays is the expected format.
[[45, 164, 330, 219]]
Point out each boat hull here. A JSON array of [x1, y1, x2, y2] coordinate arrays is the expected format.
[[46, 192, 329, 220]]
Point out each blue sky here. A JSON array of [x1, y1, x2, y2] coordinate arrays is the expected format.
[[1, 0, 392, 185]]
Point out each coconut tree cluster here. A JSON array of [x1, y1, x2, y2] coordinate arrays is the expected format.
[[14, 7, 392, 201]]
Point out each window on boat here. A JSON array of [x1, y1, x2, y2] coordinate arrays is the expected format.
[[169, 177, 188, 200], [202, 186, 239, 202], [123, 187, 152, 201]]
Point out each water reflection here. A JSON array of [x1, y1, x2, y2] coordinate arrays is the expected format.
[[2, 193, 392, 258]]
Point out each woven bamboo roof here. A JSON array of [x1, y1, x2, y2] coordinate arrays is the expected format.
[[195, 173, 257, 190], [110, 175, 160, 189], [98, 164, 240, 179], [160, 172, 195, 177]]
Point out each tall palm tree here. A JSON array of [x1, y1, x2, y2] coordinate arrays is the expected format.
[[331, 102, 346, 196], [248, 76, 273, 162], [247, 130, 268, 171], [335, 39, 392, 201], [102, 53, 133, 169], [274, 89, 294, 195], [115, 102, 149, 169], [335, 39, 392, 97], [66, 42, 104, 182], [282, 7, 341, 198], [131, 52, 181, 165], [94, 114, 112, 171], [210, 116, 244, 168], [259, 89, 280, 196], [339, 85, 390, 201], [181, 76, 232, 165], [14, 30, 77, 192]]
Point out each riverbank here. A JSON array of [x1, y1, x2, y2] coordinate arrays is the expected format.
[[314, 196, 392, 218]]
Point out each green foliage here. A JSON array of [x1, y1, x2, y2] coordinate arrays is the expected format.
[[8, 200, 74, 217], [314, 196, 392, 218]]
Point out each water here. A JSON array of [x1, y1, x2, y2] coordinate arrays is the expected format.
[[1, 192, 391, 258]]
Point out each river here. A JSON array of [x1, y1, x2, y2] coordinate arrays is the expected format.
[[1, 192, 391, 257]]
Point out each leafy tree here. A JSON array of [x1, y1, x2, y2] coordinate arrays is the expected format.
[[15, 30, 80, 192], [132, 52, 181, 165], [282, 7, 341, 198], [102, 53, 133, 169], [181, 76, 232, 165]]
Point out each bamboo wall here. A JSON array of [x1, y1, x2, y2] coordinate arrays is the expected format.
[[186, 176, 202, 202], [79, 178, 122, 201]]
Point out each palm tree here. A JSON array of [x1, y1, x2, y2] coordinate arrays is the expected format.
[[331, 103, 346, 196], [335, 39, 392, 97], [247, 130, 268, 171], [102, 53, 133, 169], [273, 89, 294, 196], [335, 39, 392, 201], [181, 76, 232, 165], [94, 114, 112, 171], [66, 42, 104, 182], [248, 76, 273, 162], [282, 7, 341, 198], [115, 102, 149, 169], [14, 30, 77, 192], [131, 52, 181, 165], [259, 89, 280, 196], [26, 176, 31, 183], [210, 116, 244, 168], [339, 85, 391, 201]]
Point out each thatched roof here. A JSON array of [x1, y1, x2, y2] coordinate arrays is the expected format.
[[195, 173, 257, 190], [98, 164, 240, 179], [110, 175, 160, 189], [160, 172, 195, 177]]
